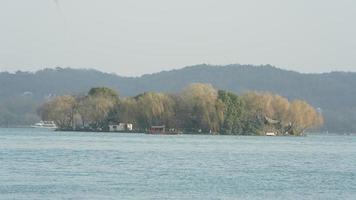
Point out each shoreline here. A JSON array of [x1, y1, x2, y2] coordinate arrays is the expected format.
[[54, 129, 304, 137]]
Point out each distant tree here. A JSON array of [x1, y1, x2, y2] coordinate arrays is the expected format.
[[218, 90, 246, 135], [133, 92, 176, 129], [115, 97, 139, 126], [242, 92, 323, 135], [77, 87, 119, 130], [287, 100, 324, 135], [181, 83, 223, 133], [37, 95, 76, 130], [88, 87, 119, 100], [241, 92, 270, 135]]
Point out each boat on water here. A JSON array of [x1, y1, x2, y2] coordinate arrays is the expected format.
[[31, 121, 57, 129]]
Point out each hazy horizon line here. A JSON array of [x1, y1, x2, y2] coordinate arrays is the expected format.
[[1, 63, 355, 77]]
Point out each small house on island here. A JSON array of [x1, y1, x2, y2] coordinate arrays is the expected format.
[[149, 125, 166, 134], [109, 123, 133, 132]]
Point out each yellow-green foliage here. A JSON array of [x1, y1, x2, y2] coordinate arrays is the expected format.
[[180, 83, 224, 132], [38, 85, 323, 134], [38, 95, 76, 129], [242, 92, 323, 135]]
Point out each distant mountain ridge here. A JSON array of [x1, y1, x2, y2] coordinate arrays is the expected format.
[[1, 64, 356, 132]]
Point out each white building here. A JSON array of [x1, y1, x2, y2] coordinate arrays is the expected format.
[[266, 132, 276, 136], [109, 123, 133, 132]]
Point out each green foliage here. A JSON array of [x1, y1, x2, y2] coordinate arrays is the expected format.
[[88, 87, 119, 100], [218, 90, 245, 134]]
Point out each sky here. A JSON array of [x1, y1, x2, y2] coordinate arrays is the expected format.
[[0, 0, 356, 76]]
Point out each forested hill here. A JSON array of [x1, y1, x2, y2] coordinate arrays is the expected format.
[[1, 64, 356, 132]]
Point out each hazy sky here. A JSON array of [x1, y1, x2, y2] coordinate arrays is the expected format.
[[1, 0, 356, 76]]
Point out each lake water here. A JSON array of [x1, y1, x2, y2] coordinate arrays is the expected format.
[[0, 128, 355, 200]]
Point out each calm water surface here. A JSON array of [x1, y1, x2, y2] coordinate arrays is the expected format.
[[0, 128, 355, 200]]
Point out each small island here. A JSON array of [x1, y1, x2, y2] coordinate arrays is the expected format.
[[37, 83, 323, 136]]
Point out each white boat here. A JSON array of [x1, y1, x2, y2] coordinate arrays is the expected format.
[[31, 121, 57, 129]]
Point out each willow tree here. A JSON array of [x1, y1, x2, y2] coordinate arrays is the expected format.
[[287, 100, 323, 135], [134, 92, 176, 129], [115, 97, 139, 126], [37, 95, 76, 130], [242, 92, 323, 135], [242, 92, 273, 134], [77, 87, 119, 130], [181, 83, 224, 133], [245, 92, 291, 134]]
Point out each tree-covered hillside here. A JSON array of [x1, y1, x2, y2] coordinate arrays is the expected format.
[[0, 64, 355, 132]]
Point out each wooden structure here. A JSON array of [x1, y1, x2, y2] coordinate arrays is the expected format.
[[148, 125, 180, 135]]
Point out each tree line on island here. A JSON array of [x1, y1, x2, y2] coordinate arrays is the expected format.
[[38, 84, 323, 136]]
